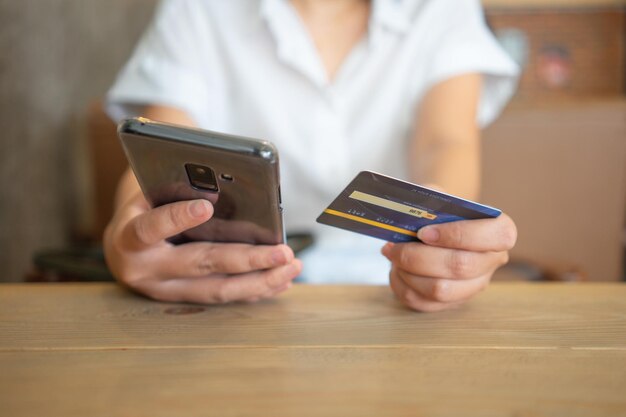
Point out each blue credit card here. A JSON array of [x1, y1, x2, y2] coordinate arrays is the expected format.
[[316, 171, 501, 243]]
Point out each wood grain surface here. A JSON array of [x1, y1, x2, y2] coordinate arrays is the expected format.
[[1, 283, 625, 416], [2, 283, 626, 350]]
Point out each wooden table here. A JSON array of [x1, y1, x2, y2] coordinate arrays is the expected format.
[[1, 283, 625, 416]]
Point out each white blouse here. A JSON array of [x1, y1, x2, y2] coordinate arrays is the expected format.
[[108, 0, 519, 284]]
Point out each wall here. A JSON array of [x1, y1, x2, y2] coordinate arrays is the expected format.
[[482, 3, 625, 281], [483, 101, 626, 282], [483, 0, 626, 8], [486, 7, 625, 100], [0, 0, 157, 282]]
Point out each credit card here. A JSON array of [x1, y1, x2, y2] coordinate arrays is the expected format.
[[316, 171, 501, 243]]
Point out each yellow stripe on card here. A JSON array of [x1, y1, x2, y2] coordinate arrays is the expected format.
[[323, 209, 417, 237], [349, 190, 437, 220]]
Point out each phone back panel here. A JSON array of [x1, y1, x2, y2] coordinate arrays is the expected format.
[[118, 118, 284, 245]]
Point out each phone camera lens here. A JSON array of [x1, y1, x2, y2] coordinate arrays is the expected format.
[[185, 163, 219, 193]]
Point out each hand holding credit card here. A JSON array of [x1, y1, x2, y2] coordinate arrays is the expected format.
[[316, 171, 501, 243]]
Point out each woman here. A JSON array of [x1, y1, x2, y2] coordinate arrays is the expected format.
[[104, 0, 519, 311]]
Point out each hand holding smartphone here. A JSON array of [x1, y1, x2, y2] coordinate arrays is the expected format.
[[102, 118, 300, 305], [118, 117, 285, 245]]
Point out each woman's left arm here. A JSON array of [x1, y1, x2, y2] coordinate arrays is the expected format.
[[409, 73, 481, 199], [382, 73, 517, 312]]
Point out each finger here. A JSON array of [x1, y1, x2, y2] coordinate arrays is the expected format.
[[123, 199, 213, 249], [158, 242, 294, 278], [214, 259, 301, 303], [106, 193, 150, 234], [416, 213, 517, 252], [389, 267, 462, 313], [242, 282, 293, 303], [396, 268, 491, 303], [142, 260, 302, 304], [185, 218, 279, 245], [383, 242, 509, 280]]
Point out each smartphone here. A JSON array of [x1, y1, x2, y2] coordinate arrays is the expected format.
[[117, 117, 285, 245]]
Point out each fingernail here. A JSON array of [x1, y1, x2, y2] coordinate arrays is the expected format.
[[381, 242, 394, 258], [190, 200, 209, 218], [418, 226, 439, 243]]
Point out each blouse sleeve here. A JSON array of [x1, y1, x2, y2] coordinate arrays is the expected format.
[[106, 0, 213, 125], [421, 0, 520, 127]]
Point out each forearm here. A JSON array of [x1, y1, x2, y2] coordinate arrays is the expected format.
[[410, 134, 480, 201], [409, 73, 482, 201]]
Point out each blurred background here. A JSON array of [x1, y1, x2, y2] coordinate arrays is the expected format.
[[0, 0, 624, 283]]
